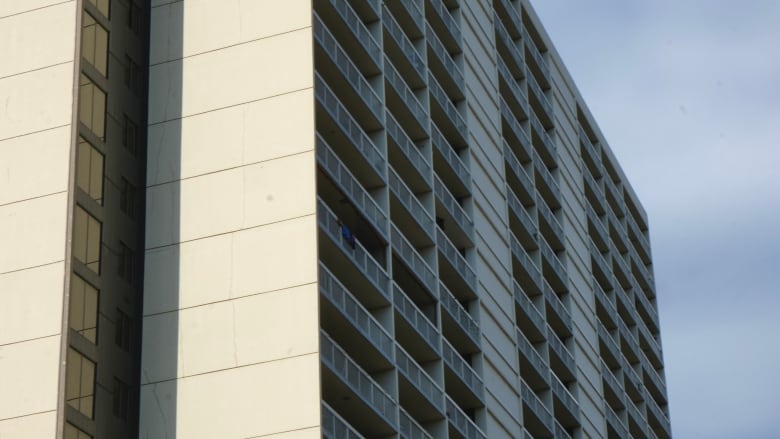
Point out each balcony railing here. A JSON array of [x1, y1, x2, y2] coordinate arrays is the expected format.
[[440, 282, 480, 346], [446, 396, 486, 439], [583, 171, 606, 214], [635, 313, 662, 364], [314, 14, 383, 123], [513, 281, 546, 335], [550, 373, 580, 418], [385, 57, 428, 133], [643, 387, 672, 438], [640, 351, 667, 397], [393, 283, 441, 354], [387, 112, 432, 187], [389, 166, 435, 240], [428, 0, 461, 48], [399, 407, 434, 439], [432, 122, 471, 191], [507, 186, 537, 240], [382, 6, 426, 83], [397, 0, 424, 35], [578, 125, 602, 176], [598, 324, 621, 362], [320, 332, 397, 428], [426, 22, 464, 88], [434, 174, 473, 238], [494, 15, 524, 73], [317, 134, 388, 241], [429, 72, 468, 143], [437, 228, 477, 292], [593, 279, 617, 326], [536, 193, 563, 246], [391, 224, 437, 294], [627, 215, 652, 263], [319, 265, 394, 361], [396, 344, 445, 411], [496, 0, 523, 37], [603, 177, 625, 218], [327, 0, 381, 68], [605, 404, 628, 439], [520, 379, 554, 433], [533, 152, 560, 204], [442, 338, 484, 399], [527, 73, 553, 123], [501, 99, 532, 160], [542, 279, 571, 331], [601, 361, 626, 406], [587, 205, 609, 249], [516, 328, 549, 381], [503, 141, 534, 198], [521, 26, 550, 83], [497, 57, 528, 119], [622, 356, 643, 394], [590, 241, 613, 282], [554, 420, 573, 439], [625, 398, 649, 436], [318, 198, 390, 299], [315, 74, 385, 178], [547, 325, 576, 376], [322, 402, 365, 439], [540, 237, 567, 285], [510, 234, 543, 293]]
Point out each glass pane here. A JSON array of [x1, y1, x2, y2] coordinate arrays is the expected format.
[[73, 207, 87, 264], [76, 138, 103, 204], [66, 348, 95, 418], [78, 75, 106, 140], [89, 146, 104, 203], [87, 214, 101, 272], [87, 0, 110, 18], [74, 206, 101, 273], [81, 12, 108, 77]]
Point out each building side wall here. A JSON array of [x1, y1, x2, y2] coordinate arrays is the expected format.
[[0, 1, 77, 437], [140, 1, 320, 438]]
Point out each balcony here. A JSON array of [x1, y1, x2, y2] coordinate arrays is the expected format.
[[583, 171, 606, 215], [536, 193, 563, 249], [392, 224, 437, 295], [542, 280, 572, 335], [396, 344, 445, 416], [446, 396, 486, 439], [521, 26, 550, 88], [643, 387, 672, 439], [578, 125, 602, 178], [554, 420, 573, 439], [513, 280, 546, 338], [550, 373, 580, 422], [319, 265, 394, 367], [605, 404, 629, 439], [520, 379, 554, 436], [318, 198, 390, 306], [432, 122, 471, 195], [516, 328, 550, 386], [320, 0, 381, 73], [434, 174, 473, 245], [613, 284, 635, 327], [547, 325, 576, 380], [617, 318, 640, 364], [494, 15, 525, 77], [587, 205, 609, 252], [320, 332, 397, 434], [313, 13, 383, 129], [540, 238, 567, 292], [400, 407, 434, 439], [608, 211, 629, 254], [429, 72, 468, 146], [443, 338, 484, 403], [611, 250, 632, 291], [503, 141, 534, 203], [315, 74, 385, 186], [627, 215, 652, 265], [597, 325, 620, 366], [426, 22, 464, 98], [593, 279, 617, 328], [510, 234, 543, 295], [317, 134, 388, 242], [533, 152, 561, 208], [631, 254, 656, 299], [382, 5, 426, 85], [603, 176, 625, 218], [440, 281, 481, 350], [385, 57, 428, 138], [495, 0, 523, 37], [625, 398, 650, 439], [497, 56, 529, 121], [501, 98, 532, 161], [634, 311, 662, 366], [601, 361, 626, 410], [427, 0, 461, 51], [641, 353, 667, 403], [322, 402, 364, 439], [389, 166, 435, 245], [387, 112, 432, 191], [527, 75, 553, 128], [507, 186, 538, 247], [393, 282, 441, 358], [437, 227, 477, 296], [621, 357, 644, 399], [590, 242, 613, 290]]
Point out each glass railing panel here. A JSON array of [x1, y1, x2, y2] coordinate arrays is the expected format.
[[533, 152, 560, 202], [440, 282, 480, 346], [446, 396, 486, 439], [605, 404, 629, 439], [399, 407, 434, 439], [497, 0, 523, 36], [527, 73, 553, 122], [627, 216, 652, 264], [598, 324, 621, 361], [601, 361, 626, 406], [320, 331, 398, 427], [513, 281, 545, 335], [434, 174, 473, 238], [587, 205, 609, 248], [530, 112, 556, 166], [541, 279, 571, 331], [322, 402, 365, 439], [536, 194, 563, 245], [550, 373, 580, 418], [317, 135, 388, 241], [503, 141, 533, 197], [593, 278, 618, 325], [516, 328, 549, 380], [396, 344, 445, 411], [554, 420, 573, 439], [547, 325, 576, 374], [442, 338, 483, 399], [622, 356, 643, 394], [590, 242, 613, 281], [578, 125, 602, 174], [494, 15, 524, 73], [497, 57, 529, 119], [640, 352, 667, 396], [426, 22, 464, 87], [520, 379, 554, 433], [583, 171, 606, 213], [603, 177, 624, 217], [382, 6, 426, 82], [387, 112, 432, 187], [385, 58, 428, 133], [432, 122, 471, 190], [540, 238, 566, 286], [391, 225, 438, 294], [644, 388, 672, 436], [436, 227, 477, 292], [510, 235, 543, 293], [507, 187, 537, 240], [389, 166, 435, 240], [393, 283, 440, 353], [429, 72, 468, 144], [521, 26, 550, 82], [635, 309, 661, 360], [428, 0, 461, 48], [398, 0, 424, 35], [315, 74, 385, 178], [317, 198, 390, 299], [631, 253, 656, 295], [314, 14, 383, 123], [626, 398, 648, 435], [501, 99, 532, 160], [611, 247, 632, 287], [327, 0, 381, 68], [319, 265, 394, 361]]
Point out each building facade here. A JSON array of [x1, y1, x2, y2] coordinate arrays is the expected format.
[[0, 0, 671, 438]]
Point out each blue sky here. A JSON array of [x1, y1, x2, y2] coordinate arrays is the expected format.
[[528, 1, 780, 437]]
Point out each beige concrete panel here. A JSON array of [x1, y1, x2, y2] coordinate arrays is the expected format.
[[150, 0, 312, 65], [0, 1, 75, 78], [0, 63, 74, 140], [146, 88, 315, 186], [0, 262, 64, 345], [0, 193, 67, 273], [0, 126, 70, 205], [231, 215, 317, 297], [139, 354, 320, 439], [0, 335, 60, 420], [0, 0, 70, 18], [142, 284, 318, 383], [0, 410, 56, 438], [148, 28, 313, 124]]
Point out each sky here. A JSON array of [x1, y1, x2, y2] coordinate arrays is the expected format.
[[528, 1, 780, 437]]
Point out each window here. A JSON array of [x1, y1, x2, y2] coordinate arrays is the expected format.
[[69, 275, 99, 343], [120, 177, 136, 218], [64, 422, 92, 439], [122, 115, 137, 155], [73, 206, 101, 273], [118, 241, 134, 283], [66, 348, 95, 418], [113, 378, 130, 420], [86, 0, 110, 18], [124, 55, 142, 95], [128, 2, 143, 35], [81, 12, 108, 76], [79, 74, 106, 140], [76, 137, 104, 204], [115, 309, 131, 351]]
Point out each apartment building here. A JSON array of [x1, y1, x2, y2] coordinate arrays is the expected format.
[[0, 0, 671, 438]]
